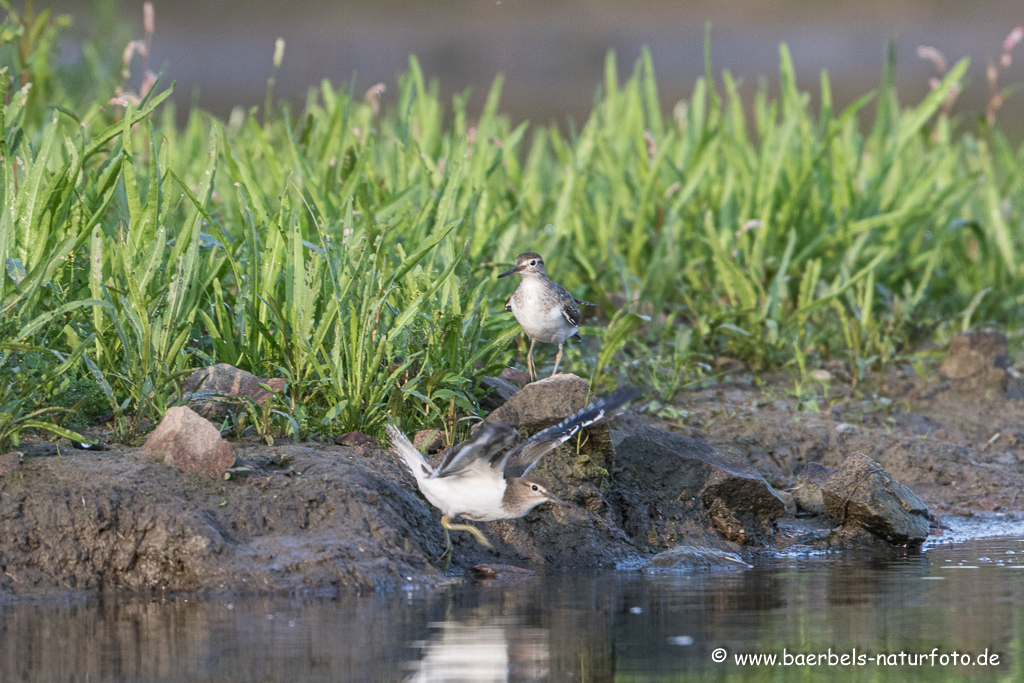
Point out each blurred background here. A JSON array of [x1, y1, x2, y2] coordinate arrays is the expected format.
[[49, 0, 1024, 129]]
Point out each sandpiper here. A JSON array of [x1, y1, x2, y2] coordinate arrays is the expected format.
[[498, 252, 593, 381], [386, 387, 639, 569]]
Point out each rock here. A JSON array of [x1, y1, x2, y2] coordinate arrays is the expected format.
[[1007, 367, 1024, 401], [0, 451, 21, 476], [612, 427, 786, 547], [894, 410, 942, 437], [334, 431, 378, 448], [714, 357, 747, 374], [821, 452, 932, 546], [142, 407, 236, 479], [182, 363, 286, 419], [775, 490, 796, 514], [646, 545, 751, 571], [470, 564, 534, 580], [823, 358, 850, 378], [498, 367, 531, 389], [483, 373, 615, 489], [939, 330, 1009, 391], [485, 373, 591, 432], [412, 429, 443, 453], [479, 375, 520, 411], [793, 462, 834, 516]]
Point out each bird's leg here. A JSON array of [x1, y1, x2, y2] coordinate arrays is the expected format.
[[526, 338, 537, 382], [441, 513, 493, 550], [550, 342, 564, 377], [439, 516, 454, 572]]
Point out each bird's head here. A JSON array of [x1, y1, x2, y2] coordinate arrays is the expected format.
[[497, 252, 546, 279], [504, 473, 566, 518]]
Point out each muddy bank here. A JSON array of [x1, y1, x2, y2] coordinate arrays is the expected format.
[[2, 362, 1024, 596]]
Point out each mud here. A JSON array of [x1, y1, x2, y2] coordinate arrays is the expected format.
[[2, 363, 1023, 596]]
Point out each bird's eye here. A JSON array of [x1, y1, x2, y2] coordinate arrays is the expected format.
[[529, 260, 536, 266], [531, 484, 539, 491]]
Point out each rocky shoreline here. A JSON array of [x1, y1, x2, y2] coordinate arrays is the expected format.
[[2, 331, 1024, 596]]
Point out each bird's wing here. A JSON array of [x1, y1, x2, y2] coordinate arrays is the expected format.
[[434, 421, 520, 479], [385, 424, 434, 479], [574, 298, 596, 306], [557, 287, 583, 327], [499, 387, 641, 477]]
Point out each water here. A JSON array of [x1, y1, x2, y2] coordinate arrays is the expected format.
[[4, 529, 1024, 682]]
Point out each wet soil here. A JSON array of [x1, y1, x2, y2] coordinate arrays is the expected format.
[[2, 364, 1023, 596]]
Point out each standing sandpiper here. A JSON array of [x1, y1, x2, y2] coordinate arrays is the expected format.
[[386, 388, 639, 569], [498, 252, 592, 381]]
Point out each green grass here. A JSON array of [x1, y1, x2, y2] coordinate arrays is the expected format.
[[2, 7, 1024, 450]]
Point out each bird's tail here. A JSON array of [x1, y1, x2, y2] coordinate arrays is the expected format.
[[385, 424, 434, 480], [501, 386, 641, 476]]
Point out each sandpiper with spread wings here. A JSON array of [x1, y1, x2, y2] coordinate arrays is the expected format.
[[498, 252, 594, 381], [386, 387, 639, 569]]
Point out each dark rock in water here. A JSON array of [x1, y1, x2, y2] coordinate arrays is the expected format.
[[479, 375, 520, 411], [143, 406, 236, 479], [0, 451, 21, 476], [793, 462, 835, 516], [470, 563, 534, 580], [646, 544, 751, 571], [611, 427, 785, 547], [821, 452, 932, 546], [483, 374, 615, 489], [939, 330, 1008, 391], [182, 363, 286, 419], [499, 367, 531, 389]]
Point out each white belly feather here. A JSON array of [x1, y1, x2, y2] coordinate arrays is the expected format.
[[510, 279, 576, 343], [417, 474, 509, 522]]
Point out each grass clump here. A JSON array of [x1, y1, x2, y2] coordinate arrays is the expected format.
[[2, 5, 1024, 450]]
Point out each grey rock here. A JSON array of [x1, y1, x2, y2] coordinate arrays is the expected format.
[[182, 363, 286, 419], [334, 431, 378, 448], [612, 427, 785, 546], [1007, 367, 1024, 401], [485, 373, 591, 433], [143, 406, 236, 479], [0, 451, 21, 476], [479, 375, 520, 411], [412, 429, 444, 454], [821, 452, 932, 546], [793, 462, 835, 516], [939, 330, 1009, 391], [498, 367, 531, 389], [483, 373, 615, 489], [646, 544, 751, 571]]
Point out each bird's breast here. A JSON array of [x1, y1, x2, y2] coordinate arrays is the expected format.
[[510, 282, 577, 343]]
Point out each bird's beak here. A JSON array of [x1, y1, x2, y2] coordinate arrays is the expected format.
[[546, 493, 568, 507], [497, 265, 520, 278]]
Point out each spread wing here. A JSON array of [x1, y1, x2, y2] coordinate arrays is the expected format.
[[434, 421, 520, 478], [498, 387, 641, 478]]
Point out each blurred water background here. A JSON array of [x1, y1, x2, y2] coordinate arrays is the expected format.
[[49, 0, 1024, 130]]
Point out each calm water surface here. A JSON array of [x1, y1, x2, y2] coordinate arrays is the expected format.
[[4, 523, 1024, 682]]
